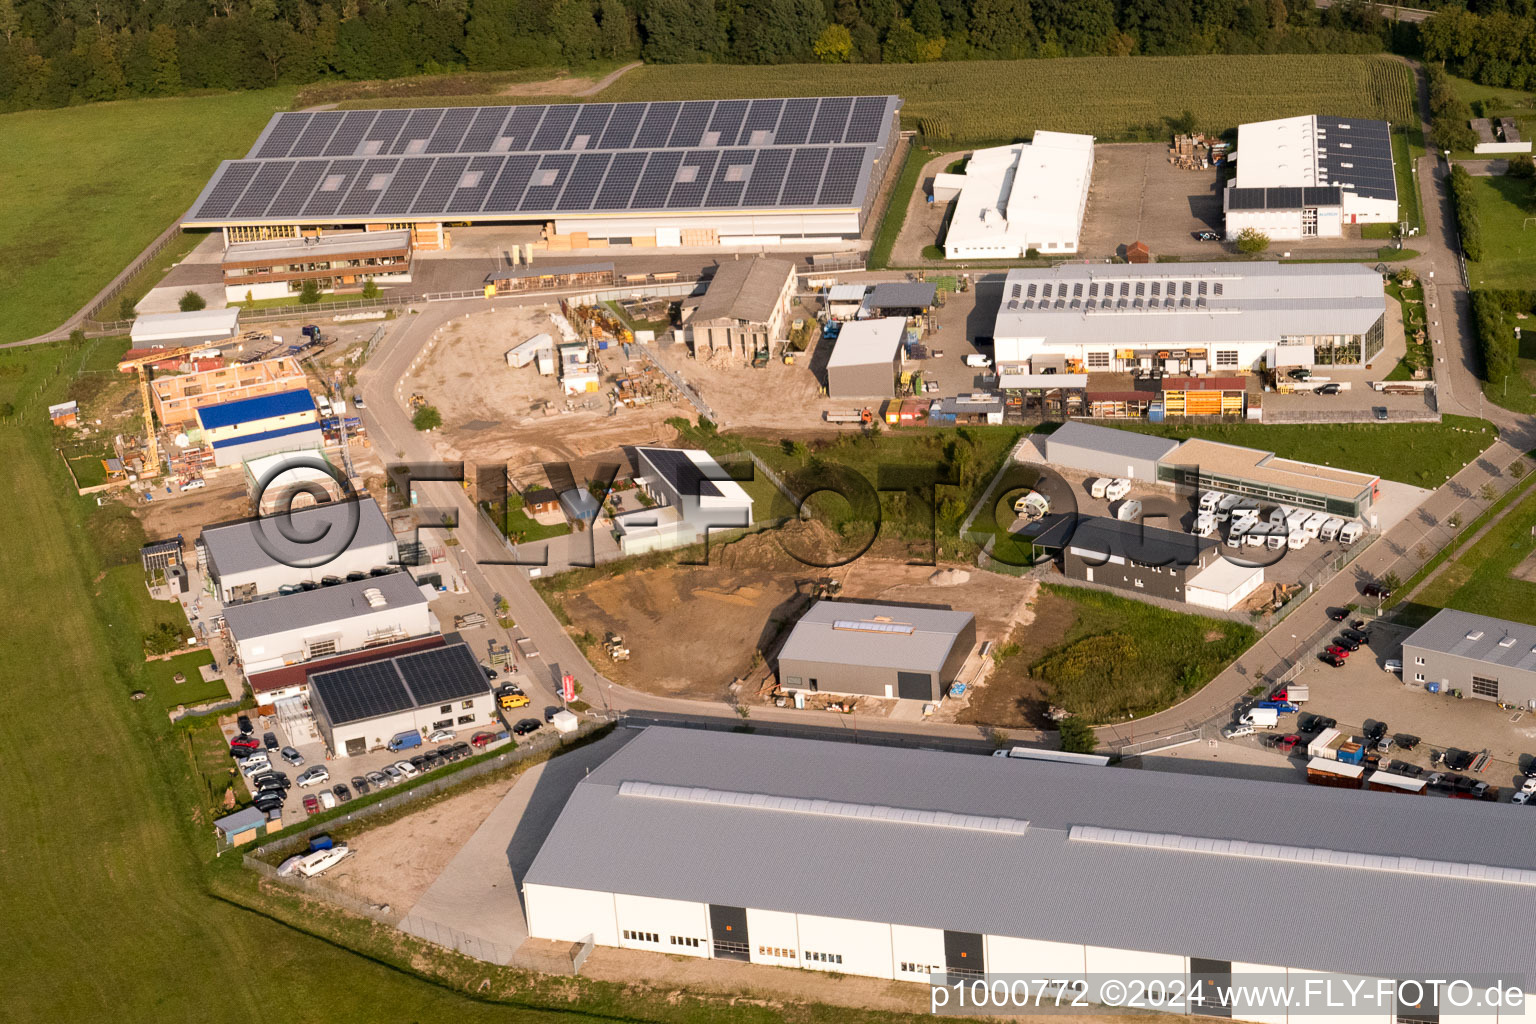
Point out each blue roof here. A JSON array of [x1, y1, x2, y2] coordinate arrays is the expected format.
[[210, 422, 322, 449], [197, 388, 314, 430]]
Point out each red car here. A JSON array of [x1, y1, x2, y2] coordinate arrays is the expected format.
[[303, 794, 320, 815], [1275, 734, 1301, 754], [470, 731, 499, 748], [1325, 645, 1351, 658], [229, 736, 261, 752]]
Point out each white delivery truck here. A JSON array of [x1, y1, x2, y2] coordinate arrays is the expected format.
[[1319, 517, 1344, 542], [1240, 707, 1279, 728], [965, 354, 991, 367]]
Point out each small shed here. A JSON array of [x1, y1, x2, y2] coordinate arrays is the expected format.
[[825, 284, 868, 320], [863, 281, 937, 319], [522, 487, 560, 515], [214, 806, 271, 850], [826, 317, 905, 398], [49, 401, 79, 427], [1125, 241, 1151, 264]]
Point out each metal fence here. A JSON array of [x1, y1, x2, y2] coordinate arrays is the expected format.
[[81, 223, 184, 328], [396, 914, 526, 966]]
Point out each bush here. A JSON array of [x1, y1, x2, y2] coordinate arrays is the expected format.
[[1470, 289, 1530, 386], [412, 405, 442, 431], [1449, 165, 1483, 261], [1509, 154, 1536, 180], [299, 280, 322, 304], [177, 290, 206, 312], [361, 278, 380, 300], [117, 296, 138, 321], [1236, 227, 1270, 254], [1057, 717, 1098, 754]]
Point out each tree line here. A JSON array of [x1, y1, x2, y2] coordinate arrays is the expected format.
[[1421, 2, 1536, 91], [0, 0, 1408, 113]]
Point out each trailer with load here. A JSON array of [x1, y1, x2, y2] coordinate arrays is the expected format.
[[1306, 757, 1365, 789]]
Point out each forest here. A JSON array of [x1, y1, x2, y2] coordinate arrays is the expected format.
[[0, 0, 1413, 113]]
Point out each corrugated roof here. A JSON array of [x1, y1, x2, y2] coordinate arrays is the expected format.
[[825, 317, 905, 370], [691, 257, 794, 325], [210, 422, 322, 450], [1044, 421, 1181, 462], [865, 281, 936, 309], [524, 727, 1536, 978], [221, 570, 425, 641], [130, 307, 241, 343], [1404, 609, 1536, 673], [223, 229, 411, 263], [1061, 514, 1216, 567], [196, 388, 315, 430], [200, 496, 396, 577], [777, 600, 971, 673]]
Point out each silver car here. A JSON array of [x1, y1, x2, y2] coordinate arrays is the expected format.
[[365, 770, 389, 789]]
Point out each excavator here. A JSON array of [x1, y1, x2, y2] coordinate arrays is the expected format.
[[117, 345, 202, 479]]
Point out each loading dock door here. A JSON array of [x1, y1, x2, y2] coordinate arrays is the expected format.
[[1396, 980, 1440, 1024], [1189, 957, 1232, 1017], [708, 904, 750, 961], [943, 930, 984, 979], [896, 671, 931, 701], [345, 737, 366, 756]]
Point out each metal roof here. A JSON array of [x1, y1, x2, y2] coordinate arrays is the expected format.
[[993, 262, 1384, 347], [222, 229, 411, 264], [1403, 609, 1536, 673], [691, 257, 794, 324], [221, 570, 425, 641], [184, 97, 901, 227], [195, 388, 315, 430], [525, 727, 1536, 979], [865, 281, 936, 310], [777, 600, 972, 673], [1044, 421, 1181, 463], [1060, 514, 1216, 567], [210, 422, 322, 451], [130, 307, 241, 343], [309, 642, 489, 727], [825, 317, 905, 370], [1234, 115, 1395, 203], [200, 497, 396, 577]]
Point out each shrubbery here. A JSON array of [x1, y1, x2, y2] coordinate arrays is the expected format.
[[1470, 290, 1533, 386], [1449, 165, 1484, 261]]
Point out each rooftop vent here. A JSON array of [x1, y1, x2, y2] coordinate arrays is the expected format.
[[1499, 636, 1517, 648], [1467, 631, 1485, 641], [832, 619, 914, 635], [363, 587, 387, 608]]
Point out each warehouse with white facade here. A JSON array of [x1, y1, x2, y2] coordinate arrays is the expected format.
[[1224, 115, 1397, 240], [825, 317, 904, 397], [524, 727, 1536, 1006], [222, 570, 435, 675], [308, 641, 494, 756], [992, 262, 1386, 374], [1042, 422, 1179, 483], [937, 131, 1094, 258], [200, 496, 399, 602], [615, 447, 754, 556]]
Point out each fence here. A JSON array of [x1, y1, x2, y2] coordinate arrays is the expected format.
[[80, 222, 185, 328], [1118, 727, 1204, 758]]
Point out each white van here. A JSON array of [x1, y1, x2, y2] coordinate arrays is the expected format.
[[319, 790, 337, 810], [1115, 499, 1142, 522], [1319, 517, 1344, 542], [297, 844, 350, 878], [964, 354, 991, 368], [1302, 512, 1327, 537], [1338, 522, 1363, 546], [1104, 478, 1132, 502], [1090, 478, 1110, 499], [1240, 707, 1279, 728]]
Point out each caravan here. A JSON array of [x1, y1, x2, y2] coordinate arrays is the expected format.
[[1090, 478, 1110, 499], [1302, 512, 1327, 537], [1267, 531, 1288, 550], [1104, 478, 1132, 502], [1338, 521, 1363, 546], [1287, 531, 1310, 551], [1320, 517, 1344, 542]]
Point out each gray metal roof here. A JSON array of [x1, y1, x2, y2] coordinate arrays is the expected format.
[[525, 727, 1536, 978], [825, 316, 905, 370], [776, 600, 972, 673], [183, 97, 901, 227], [1044, 421, 1181, 462], [993, 262, 1385, 346], [221, 570, 424, 641], [865, 281, 936, 310], [200, 497, 395, 577], [1403, 609, 1536, 673], [1059, 514, 1216, 567], [691, 257, 794, 325]]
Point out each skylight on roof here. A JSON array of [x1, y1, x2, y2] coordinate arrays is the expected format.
[[832, 619, 914, 634]]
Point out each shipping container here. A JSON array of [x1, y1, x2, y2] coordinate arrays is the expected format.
[[1306, 757, 1364, 789]]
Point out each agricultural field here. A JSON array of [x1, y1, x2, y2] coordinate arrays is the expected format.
[[1, 88, 295, 343], [336, 55, 1416, 144]]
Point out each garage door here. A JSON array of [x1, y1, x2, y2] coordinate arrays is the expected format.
[[708, 904, 749, 961], [896, 671, 930, 701], [344, 737, 366, 756], [943, 930, 984, 978], [1189, 957, 1232, 1017]]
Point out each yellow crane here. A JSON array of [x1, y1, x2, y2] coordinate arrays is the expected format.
[[117, 345, 200, 478]]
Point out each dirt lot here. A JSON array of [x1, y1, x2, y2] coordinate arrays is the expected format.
[[557, 527, 1031, 701], [317, 773, 522, 912], [410, 305, 687, 467]]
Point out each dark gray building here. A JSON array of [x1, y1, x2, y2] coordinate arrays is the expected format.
[[1401, 609, 1536, 708], [776, 600, 975, 702], [1057, 515, 1217, 602], [1042, 421, 1179, 483], [863, 281, 937, 318]]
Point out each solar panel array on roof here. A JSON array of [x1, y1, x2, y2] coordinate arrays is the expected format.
[[395, 644, 489, 706], [1226, 185, 1344, 211], [310, 659, 413, 727], [1315, 116, 1396, 201], [642, 447, 723, 500], [191, 96, 899, 225]]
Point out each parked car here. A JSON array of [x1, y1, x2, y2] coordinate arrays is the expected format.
[[1334, 637, 1361, 652], [1373, 406, 1389, 422], [1384, 658, 1403, 674], [280, 746, 305, 766], [1362, 582, 1392, 600], [1319, 653, 1346, 668], [297, 765, 330, 788], [237, 715, 254, 736], [1317, 383, 1341, 395], [1287, 368, 1312, 381], [471, 731, 500, 748], [1444, 749, 1474, 771], [1395, 733, 1421, 751], [238, 756, 271, 778], [1343, 627, 1371, 643], [1387, 760, 1422, 777], [381, 765, 404, 784], [255, 772, 289, 792], [303, 794, 320, 815], [1522, 760, 1536, 779], [393, 760, 418, 778], [352, 394, 365, 409], [427, 729, 454, 743], [229, 736, 261, 753], [1299, 714, 1336, 732], [262, 731, 279, 751], [513, 718, 543, 736], [1328, 608, 1349, 622], [332, 783, 352, 804], [409, 755, 429, 772], [1515, 790, 1534, 805], [1275, 735, 1301, 754], [450, 742, 472, 759], [351, 776, 371, 796], [481, 664, 499, 680], [319, 790, 337, 810], [1195, 230, 1221, 242], [253, 791, 285, 813], [365, 770, 389, 789], [423, 753, 447, 770], [1325, 645, 1351, 658], [1365, 721, 1388, 741]]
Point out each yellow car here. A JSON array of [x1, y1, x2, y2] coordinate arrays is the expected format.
[[499, 692, 529, 710]]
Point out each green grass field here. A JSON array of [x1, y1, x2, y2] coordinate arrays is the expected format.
[[0, 88, 294, 343], [1113, 415, 1497, 487], [1363, 128, 1426, 238], [1463, 173, 1536, 290], [1406, 480, 1536, 627]]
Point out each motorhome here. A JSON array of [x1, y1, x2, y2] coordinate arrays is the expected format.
[[1194, 512, 1217, 538], [1199, 491, 1221, 513], [1216, 494, 1242, 522]]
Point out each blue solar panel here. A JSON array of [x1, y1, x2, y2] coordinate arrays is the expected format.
[[373, 159, 432, 216], [458, 107, 510, 153], [426, 108, 475, 153], [631, 151, 683, 209], [390, 109, 444, 155], [302, 159, 365, 218], [411, 156, 469, 215], [591, 151, 647, 209], [194, 163, 260, 218], [809, 97, 852, 144], [708, 100, 749, 147], [337, 158, 400, 217], [324, 110, 377, 157], [779, 148, 828, 205], [598, 103, 646, 149], [448, 155, 505, 213], [362, 109, 409, 154], [738, 99, 784, 145], [741, 149, 791, 206], [775, 98, 816, 145], [291, 111, 345, 158], [500, 106, 545, 151], [484, 153, 540, 211], [254, 113, 307, 159], [265, 161, 326, 219], [667, 101, 713, 148], [556, 152, 612, 211], [530, 106, 578, 151], [704, 149, 754, 207], [845, 96, 887, 144], [633, 102, 681, 147], [230, 161, 295, 218], [568, 103, 614, 149], [519, 154, 575, 211], [667, 150, 718, 208], [817, 146, 864, 205]]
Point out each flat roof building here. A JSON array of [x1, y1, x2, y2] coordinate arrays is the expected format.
[[861, 281, 936, 318], [939, 132, 1094, 259], [686, 257, 796, 364], [525, 726, 1536, 987], [825, 317, 904, 397], [246, 633, 446, 704], [1051, 515, 1222, 604], [1043, 421, 1180, 483], [221, 229, 412, 302], [1225, 115, 1397, 240], [992, 262, 1387, 374], [130, 307, 241, 347], [1402, 609, 1536, 708], [776, 600, 975, 703], [617, 447, 753, 556], [1158, 437, 1379, 517], [151, 356, 307, 429], [195, 387, 321, 467], [308, 641, 494, 756], [198, 495, 398, 603]]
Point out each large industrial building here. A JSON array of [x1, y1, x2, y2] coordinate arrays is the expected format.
[[684, 257, 796, 364], [182, 97, 902, 251], [308, 641, 494, 756], [1224, 115, 1397, 240], [1043, 422, 1179, 483], [1402, 609, 1536, 708], [615, 447, 754, 556], [220, 229, 413, 302], [775, 600, 975, 702], [992, 262, 1386, 374], [935, 132, 1094, 258], [199, 496, 398, 603], [221, 570, 435, 676], [151, 356, 307, 429], [524, 727, 1536, 996], [825, 317, 904, 397], [129, 307, 240, 347], [246, 633, 446, 704], [1159, 438, 1379, 517], [195, 387, 322, 467]]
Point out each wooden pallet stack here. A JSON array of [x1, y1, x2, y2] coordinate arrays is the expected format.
[[1169, 133, 1211, 170]]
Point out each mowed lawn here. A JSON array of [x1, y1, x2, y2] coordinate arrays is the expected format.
[[1464, 172, 1536, 291], [1411, 483, 1536, 626], [0, 89, 293, 343], [1114, 415, 1497, 488]]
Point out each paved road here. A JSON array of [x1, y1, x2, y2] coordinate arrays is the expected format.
[[1313, 0, 1433, 22]]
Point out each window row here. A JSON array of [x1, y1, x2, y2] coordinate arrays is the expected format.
[[671, 936, 700, 948], [623, 930, 659, 943], [900, 962, 935, 975], [758, 945, 795, 958], [805, 950, 843, 964]]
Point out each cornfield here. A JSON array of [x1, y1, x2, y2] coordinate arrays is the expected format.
[[600, 55, 1417, 142]]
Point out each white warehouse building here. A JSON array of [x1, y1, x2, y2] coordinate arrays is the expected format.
[[936, 131, 1094, 258], [308, 642, 494, 756], [524, 727, 1536, 1013], [198, 497, 399, 604], [992, 261, 1387, 374], [1224, 115, 1397, 241], [222, 570, 436, 675]]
